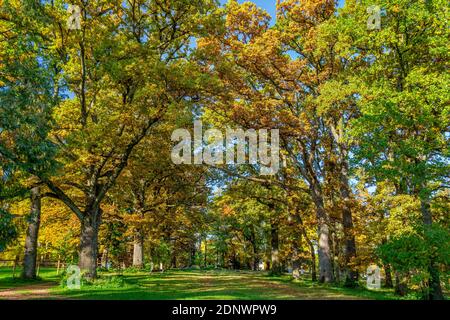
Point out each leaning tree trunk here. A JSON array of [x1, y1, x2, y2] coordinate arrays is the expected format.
[[132, 232, 144, 268], [79, 209, 102, 279], [22, 187, 41, 279]]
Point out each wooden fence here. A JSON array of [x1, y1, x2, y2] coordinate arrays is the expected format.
[[0, 259, 66, 278]]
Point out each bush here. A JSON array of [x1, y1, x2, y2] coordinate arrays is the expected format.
[[59, 272, 126, 289], [0, 209, 18, 252], [377, 225, 450, 298]]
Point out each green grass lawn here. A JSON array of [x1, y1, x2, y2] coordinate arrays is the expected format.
[[0, 267, 59, 290], [0, 267, 403, 300]]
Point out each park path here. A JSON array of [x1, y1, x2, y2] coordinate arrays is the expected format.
[[194, 272, 366, 300], [0, 282, 62, 300]]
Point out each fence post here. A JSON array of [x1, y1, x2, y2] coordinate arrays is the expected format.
[[36, 260, 40, 277], [57, 256, 61, 275]]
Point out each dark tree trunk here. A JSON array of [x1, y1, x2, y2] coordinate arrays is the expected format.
[[79, 209, 102, 279], [291, 226, 303, 278], [384, 263, 393, 288], [132, 231, 144, 268], [204, 236, 207, 268], [338, 158, 358, 287], [22, 187, 41, 279], [249, 229, 258, 271], [310, 243, 317, 282], [189, 241, 196, 267], [395, 272, 408, 296], [292, 247, 301, 278], [341, 202, 358, 287], [171, 253, 177, 269], [270, 220, 282, 275]]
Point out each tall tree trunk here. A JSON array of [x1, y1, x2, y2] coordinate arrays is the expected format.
[[204, 236, 207, 268], [189, 241, 196, 267], [293, 210, 317, 281], [331, 229, 340, 283], [22, 187, 41, 279], [311, 185, 334, 283], [384, 263, 393, 288], [395, 272, 408, 296], [291, 224, 303, 278], [249, 229, 258, 271], [171, 253, 177, 269], [420, 192, 444, 300], [339, 157, 358, 287], [292, 247, 301, 278], [382, 237, 393, 288], [79, 209, 102, 279], [270, 220, 282, 275], [132, 231, 144, 268], [309, 242, 317, 282]]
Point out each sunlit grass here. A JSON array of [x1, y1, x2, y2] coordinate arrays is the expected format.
[[52, 269, 400, 300], [0, 267, 59, 289], [0, 267, 406, 300]]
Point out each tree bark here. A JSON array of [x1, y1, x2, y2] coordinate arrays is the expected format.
[[22, 187, 41, 279], [204, 236, 207, 268], [293, 210, 317, 281], [171, 253, 177, 269], [291, 221, 303, 278], [309, 242, 317, 282], [79, 209, 102, 279], [384, 263, 393, 288], [132, 232, 144, 268], [189, 241, 196, 267], [395, 272, 408, 296], [270, 220, 282, 275], [337, 155, 358, 287], [311, 186, 334, 283], [292, 247, 301, 279], [249, 228, 258, 271], [342, 206, 358, 287]]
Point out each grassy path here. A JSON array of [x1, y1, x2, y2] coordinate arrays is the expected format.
[[0, 282, 61, 300], [1, 268, 397, 300], [54, 270, 389, 300]]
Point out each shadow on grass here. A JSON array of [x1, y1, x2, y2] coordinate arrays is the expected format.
[[53, 270, 390, 300], [2, 267, 403, 300]]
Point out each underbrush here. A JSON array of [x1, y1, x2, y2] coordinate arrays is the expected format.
[[59, 273, 127, 289]]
